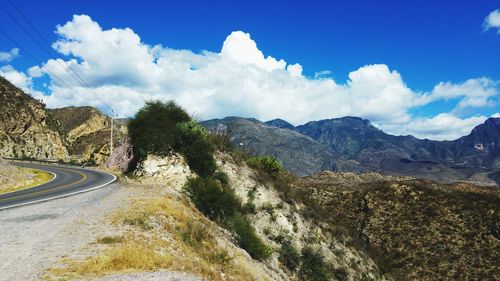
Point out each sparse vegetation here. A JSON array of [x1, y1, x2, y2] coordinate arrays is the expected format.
[[128, 100, 271, 262], [96, 236, 123, 244], [299, 247, 333, 281], [247, 156, 282, 177], [0, 165, 54, 195], [292, 172, 500, 280], [279, 239, 301, 272], [49, 193, 267, 281], [184, 176, 272, 260]]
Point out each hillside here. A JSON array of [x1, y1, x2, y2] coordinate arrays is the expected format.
[[0, 76, 67, 159], [0, 75, 124, 165], [49, 106, 127, 164], [292, 171, 500, 280], [202, 117, 361, 176]]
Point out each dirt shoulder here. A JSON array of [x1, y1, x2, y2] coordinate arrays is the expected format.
[[0, 182, 126, 281]]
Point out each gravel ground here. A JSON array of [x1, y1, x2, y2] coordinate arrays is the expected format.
[[0, 182, 126, 281], [87, 271, 203, 281], [0, 181, 203, 281]]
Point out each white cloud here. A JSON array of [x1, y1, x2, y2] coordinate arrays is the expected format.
[[220, 31, 287, 71], [484, 9, 500, 33], [0, 65, 31, 89], [314, 70, 332, 79], [492, 113, 500, 118], [0, 48, 19, 63], [2, 14, 498, 141], [420, 78, 499, 111], [0, 65, 46, 99], [383, 113, 488, 141]]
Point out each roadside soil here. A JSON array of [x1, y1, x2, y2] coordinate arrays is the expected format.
[[0, 182, 126, 281]]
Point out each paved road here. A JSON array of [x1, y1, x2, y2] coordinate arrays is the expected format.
[[0, 162, 116, 210]]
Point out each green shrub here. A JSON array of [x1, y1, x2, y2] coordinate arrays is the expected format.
[[208, 134, 234, 152], [242, 202, 257, 214], [181, 137, 217, 177], [213, 170, 229, 186], [184, 177, 240, 220], [128, 100, 190, 167], [299, 247, 333, 281], [227, 213, 272, 260], [128, 100, 217, 177], [247, 156, 282, 176], [279, 239, 301, 272], [177, 120, 209, 144]]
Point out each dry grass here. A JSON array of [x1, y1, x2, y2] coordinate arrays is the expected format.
[[47, 185, 271, 281], [0, 167, 54, 195]]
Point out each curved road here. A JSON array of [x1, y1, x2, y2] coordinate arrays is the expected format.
[[0, 162, 116, 210]]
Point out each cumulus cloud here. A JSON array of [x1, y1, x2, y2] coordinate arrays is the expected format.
[[0, 65, 46, 99], [484, 9, 500, 33], [0, 48, 19, 63], [420, 78, 499, 111], [382, 114, 489, 141], [2, 14, 499, 141]]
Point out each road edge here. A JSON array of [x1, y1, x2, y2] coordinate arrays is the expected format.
[[0, 169, 117, 211]]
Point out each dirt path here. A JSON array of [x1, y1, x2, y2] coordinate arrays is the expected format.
[[0, 182, 126, 281]]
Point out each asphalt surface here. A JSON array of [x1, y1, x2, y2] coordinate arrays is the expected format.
[[0, 162, 116, 210]]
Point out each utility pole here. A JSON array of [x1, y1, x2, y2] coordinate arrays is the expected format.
[[110, 111, 114, 155]]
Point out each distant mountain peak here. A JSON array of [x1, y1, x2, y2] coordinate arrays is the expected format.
[[264, 118, 295, 129]]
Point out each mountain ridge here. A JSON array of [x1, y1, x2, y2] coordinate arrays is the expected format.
[[204, 115, 500, 184]]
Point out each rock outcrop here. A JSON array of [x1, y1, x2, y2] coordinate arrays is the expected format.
[[0, 76, 67, 160], [48, 106, 127, 164], [0, 75, 127, 165]]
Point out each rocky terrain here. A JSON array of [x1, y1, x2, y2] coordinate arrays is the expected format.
[[0, 76, 67, 160], [202, 117, 360, 176], [0, 76, 125, 165], [84, 152, 385, 281], [291, 171, 500, 280], [49, 106, 127, 165]]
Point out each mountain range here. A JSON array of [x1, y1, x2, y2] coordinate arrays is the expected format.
[[202, 116, 500, 185], [2, 74, 499, 185]]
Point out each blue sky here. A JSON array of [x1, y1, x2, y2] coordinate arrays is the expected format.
[[0, 0, 499, 140]]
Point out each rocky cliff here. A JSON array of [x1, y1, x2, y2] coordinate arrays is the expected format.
[[0, 75, 126, 165], [0, 76, 67, 160], [49, 106, 127, 164]]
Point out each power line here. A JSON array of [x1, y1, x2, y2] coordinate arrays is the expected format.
[[0, 29, 89, 104], [1, 2, 122, 117]]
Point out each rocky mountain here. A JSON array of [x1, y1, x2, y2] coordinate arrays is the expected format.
[[49, 106, 127, 164], [0, 75, 124, 165], [205, 115, 500, 184], [295, 117, 500, 183], [201, 117, 361, 176], [264, 118, 295, 130], [296, 116, 500, 170], [0, 76, 67, 159], [452, 117, 500, 169]]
